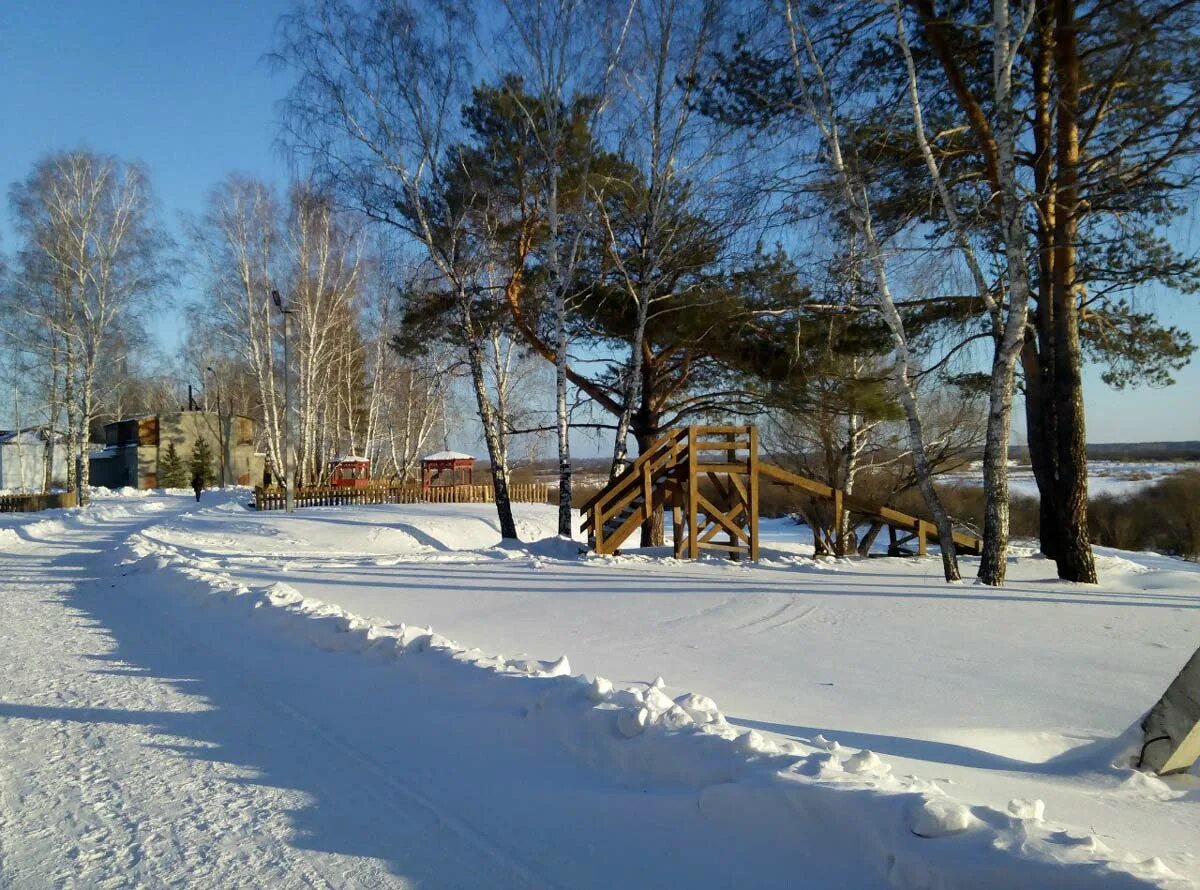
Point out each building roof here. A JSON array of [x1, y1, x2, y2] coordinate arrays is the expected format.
[[423, 450, 475, 462], [0, 427, 65, 445], [328, 455, 370, 464]]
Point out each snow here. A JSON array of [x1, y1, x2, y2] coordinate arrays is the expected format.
[[2, 493, 1198, 887], [942, 460, 1192, 497], [422, 450, 475, 462]]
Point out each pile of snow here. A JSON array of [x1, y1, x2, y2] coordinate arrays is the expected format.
[[123, 520, 1189, 888]]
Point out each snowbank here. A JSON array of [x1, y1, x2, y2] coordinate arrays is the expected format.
[[124, 525, 1187, 889]]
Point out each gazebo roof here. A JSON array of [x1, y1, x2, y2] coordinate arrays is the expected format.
[[422, 450, 475, 462]]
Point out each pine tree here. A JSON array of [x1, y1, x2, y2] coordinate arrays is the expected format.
[[159, 441, 188, 488], [189, 438, 216, 489]]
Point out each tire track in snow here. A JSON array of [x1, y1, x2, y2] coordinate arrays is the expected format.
[[734, 598, 817, 633], [0, 497, 550, 889], [0, 515, 358, 890], [126, 524, 561, 889]]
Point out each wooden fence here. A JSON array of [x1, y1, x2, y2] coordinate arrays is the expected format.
[[253, 482, 552, 511], [0, 490, 78, 513]]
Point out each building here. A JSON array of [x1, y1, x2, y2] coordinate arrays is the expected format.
[[90, 411, 265, 490], [421, 451, 475, 489], [0, 428, 68, 491], [328, 456, 371, 488]]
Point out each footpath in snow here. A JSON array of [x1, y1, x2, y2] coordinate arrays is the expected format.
[[1, 491, 1197, 888]]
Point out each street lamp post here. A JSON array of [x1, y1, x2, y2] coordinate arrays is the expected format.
[[205, 366, 227, 489], [271, 289, 296, 513]]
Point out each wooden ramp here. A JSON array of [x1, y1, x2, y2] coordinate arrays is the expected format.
[[579, 424, 982, 559]]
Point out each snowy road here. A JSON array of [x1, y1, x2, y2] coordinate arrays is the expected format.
[[1, 492, 1195, 888], [0, 499, 537, 888]]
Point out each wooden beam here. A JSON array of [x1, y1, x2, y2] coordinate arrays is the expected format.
[[706, 471, 730, 503], [694, 462, 752, 474], [687, 427, 699, 559], [699, 503, 748, 544], [696, 493, 749, 542], [727, 472, 749, 505], [697, 541, 747, 554], [748, 426, 760, 561]]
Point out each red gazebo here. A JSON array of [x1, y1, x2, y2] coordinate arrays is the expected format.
[[421, 451, 474, 489], [329, 456, 371, 488]]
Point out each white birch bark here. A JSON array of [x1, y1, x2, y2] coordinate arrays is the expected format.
[[782, 0, 961, 581], [893, 1, 1032, 584]]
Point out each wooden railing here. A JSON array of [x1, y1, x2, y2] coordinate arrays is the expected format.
[[757, 463, 982, 555], [0, 490, 78, 513], [581, 425, 759, 556], [253, 482, 552, 511], [577, 423, 981, 560], [580, 428, 688, 538]]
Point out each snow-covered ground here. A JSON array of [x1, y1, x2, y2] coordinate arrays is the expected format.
[[2, 491, 1198, 887], [940, 460, 1192, 498]]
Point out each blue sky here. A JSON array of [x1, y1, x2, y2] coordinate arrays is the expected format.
[[2, 1, 1198, 443], [0, 0, 294, 343]]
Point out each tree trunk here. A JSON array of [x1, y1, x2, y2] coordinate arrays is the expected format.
[[632, 423, 666, 548], [64, 340, 78, 491], [1027, 0, 1061, 562], [44, 339, 61, 493], [1050, 0, 1097, 583], [1021, 340, 1060, 560], [554, 291, 573, 536], [977, 0, 1033, 586], [609, 290, 651, 483], [545, 174, 574, 537], [462, 310, 517, 541], [898, 384, 961, 581], [978, 352, 1019, 584]]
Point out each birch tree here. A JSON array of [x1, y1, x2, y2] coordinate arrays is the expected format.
[[892, 0, 1034, 585], [277, 0, 522, 539], [8, 150, 170, 494], [775, 0, 962, 580], [496, 0, 635, 536], [281, 186, 363, 482], [188, 176, 286, 478]]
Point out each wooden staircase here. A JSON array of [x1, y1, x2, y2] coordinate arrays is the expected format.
[[579, 424, 982, 559]]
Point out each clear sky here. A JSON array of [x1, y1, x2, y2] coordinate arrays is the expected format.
[[2, 1, 1198, 443], [0, 0, 294, 346]]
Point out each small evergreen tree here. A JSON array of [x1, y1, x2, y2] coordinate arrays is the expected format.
[[159, 441, 188, 488], [189, 438, 217, 489]]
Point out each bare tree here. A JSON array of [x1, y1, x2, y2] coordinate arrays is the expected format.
[[8, 150, 171, 494], [892, 1, 1033, 585], [281, 186, 363, 483], [778, 1, 962, 581], [187, 175, 286, 478], [276, 0, 522, 539]]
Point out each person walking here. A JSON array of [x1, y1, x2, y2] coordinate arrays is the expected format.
[[191, 469, 204, 502]]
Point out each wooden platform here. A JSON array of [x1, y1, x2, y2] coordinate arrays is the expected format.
[[579, 425, 981, 559]]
